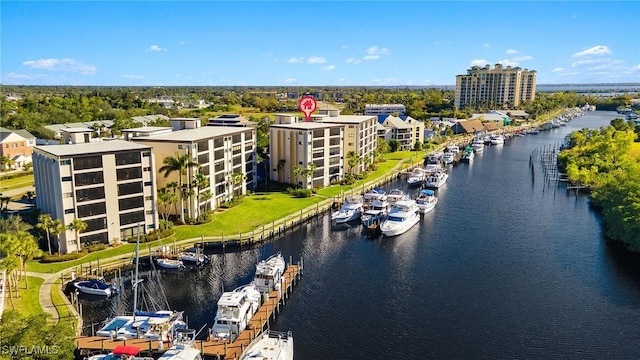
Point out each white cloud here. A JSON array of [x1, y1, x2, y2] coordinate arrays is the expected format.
[[122, 74, 144, 79], [512, 55, 532, 61], [571, 57, 611, 67], [342, 45, 348, 49], [307, 56, 326, 64], [505, 49, 519, 55], [631, 64, 640, 72], [321, 65, 335, 71], [497, 59, 519, 67], [552, 67, 564, 72], [345, 58, 362, 65], [147, 45, 167, 52], [363, 55, 380, 61], [482, 43, 490, 49], [283, 78, 296, 84], [287, 57, 305, 63], [366, 46, 390, 56], [22, 58, 97, 74], [572, 45, 611, 58], [178, 41, 187, 45], [470, 59, 490, 67], [6, 72, 46, 80]]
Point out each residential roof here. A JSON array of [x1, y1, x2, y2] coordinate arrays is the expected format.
[[270, 122, 344, 130], [132, 114, 170, 124], [132, 126, 252, 142], [0, 127, 35, 142], [44, 120, 114, 133], [13, 129, 36, 139], [321, 115, 377, 124], [483, 122, 499, 131], [35, 139, 151, 157], [457, 120, 485, 133], [382, 115, 412, 129], [470, 113, 506, 122]]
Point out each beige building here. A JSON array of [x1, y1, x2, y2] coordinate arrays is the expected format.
[[269, 114, 344, 188], [455, 64, 536, 109], [33, 130, 158, 254], [0, 126, 36, 169], [376, 115, 425, 151], [131, 119, 256, 219]]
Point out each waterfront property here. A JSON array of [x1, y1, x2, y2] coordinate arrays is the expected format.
[[33, 129, 158, 253], [455, 63, 536, 109], [376, 115, 425, 151], [131, 118, 257, 217]]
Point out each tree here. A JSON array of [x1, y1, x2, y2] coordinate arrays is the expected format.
[[346, 151, 361, 175], [192, 172, 210, 219], [36, 214, 54, 255], [0, 310, 75, 360], [388, 139, 400, 152], [159, 153, 199, 224], [67, 218, 87, 253], [157, 187, 178, 223], [291, 166, 303, 188], [200, 190, 213, 213], [277, 159, 286, 181], [229, 171, 246, 197]]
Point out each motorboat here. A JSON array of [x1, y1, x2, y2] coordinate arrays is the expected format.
[[114, 315, 151, 340], [96, 316, 136, 337], [406, 167, 427, 187], [87, 345, 154, 360], [211, 285, 260, 341], [158, 328, 203, 360], [442, 152, 455, 165], [156, 257, 185, 271], [415, 189, 438, 214], [386, 188, 406, 204], [361, 199, 389, 226], [427, 151, 444, 164], [490, 135, 505, 145], [239, 330, 294, 360], [362, 188, 387, 205], [424, 163, 443, 175], [379, 199, 420, 237], [73, 278, 115, 297], [483, 134, 493, 144], [142, 311, 187, 342], [178, 250, 209, 266], [461, 146, 475, 162], [472, 138, 484, 152], [446, 144, 460, 154], [331, 195, 364, 223], [424, 169, 448, 189], [253, 252, 286, 294]]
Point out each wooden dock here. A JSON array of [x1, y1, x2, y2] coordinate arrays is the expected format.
[[75, 262, 303, 359]]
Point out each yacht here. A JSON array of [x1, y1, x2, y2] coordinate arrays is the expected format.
[[178, 249, 209, 266], [483, 134, 493, 145], [239, 330, 294, 360], [155, 257, 185, 271], [427, 151, 444, 164], [379, 199, 420, 237], [73, 278, 116, 297], [362, 188, 387, 205], [361, 199, 389, 226], [87, 345, 154, 360], [386, 189, 406, 204], [158, 328, 203, 360], [415, 189, 438, 214], [446, 145, 460, 154], [211, 285, 260, 341], [461, 146, 475, 162], [472, 138, 484, 152], [253, 253, 286, 294], [424, 163, 443, 175], [331, 195, 364, 223], [406, 167, 427, 187], [142, 311, 187, 342], [424, 169, 448, 189], [490, 135, 505, 145], [442, 151, 455, 165]]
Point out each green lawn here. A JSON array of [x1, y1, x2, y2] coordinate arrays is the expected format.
[[0, 173, 34, 192], [51, 278, 77, 327], [7, 276, 44, 316]]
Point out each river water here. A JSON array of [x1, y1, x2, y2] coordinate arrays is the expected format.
[[80, 111, 640, 359]]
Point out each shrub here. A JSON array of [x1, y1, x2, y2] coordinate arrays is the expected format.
[[40, 252, 85, 263], [0, 170, 33, 181], [85, 243, 106, 253], [125, 228, 175, 243], [291, 189, 312, 198]]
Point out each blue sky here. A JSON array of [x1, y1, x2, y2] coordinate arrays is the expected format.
[[2, 1, 639, 86]]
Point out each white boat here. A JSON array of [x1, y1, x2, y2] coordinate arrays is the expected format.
[[361, 199, 389, 226], [73, 278, 115, 297], [114, 315, 151, 340], [178, 250, 208, 265], [446, 145, 460, 154], [472, 138, 484, 152], [331, 195, 364, 223], [386, 188, 406, 204], [415, 189, 438, 214], [239, 330, 294, 360], [424, 163, 443, 175], [424, 169, 448, 189], [87, 345, 154, 360], [442, 152, 455, 165], [379, 199, 420, 237], [427, 151, 444, 164], [158, 328, 203, 360], [211, 285, 260, 341], [362, 188, 387, 205], [483, 134, 493, 144], [490, 135, 505, 145], [406, 167, 427, 187], [253, 253, 286, 294], [142, 311, 187, 342], [461, 147, 475, 162], [156, 257, 185, 270]]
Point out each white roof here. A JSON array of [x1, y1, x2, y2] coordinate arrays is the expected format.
[[321, 115, 376, 124], [35, 140, 151, 157], [270, 122, 343, 130], [133, 126, 251, 142], [217, 291, 245, 306]]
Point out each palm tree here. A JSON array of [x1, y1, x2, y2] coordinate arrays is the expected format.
[[192, 172, 210, 219], [347, 151, 361, 175], [48, 219, 64, 254], [229, 172, 246, 198], [200, 190, 213, 213], [159, 153, 199, 224], [157, 187, 178, 222], [25, 191, 36, 207], [68, 218, 87, 253], [277, 159, 286, 181], [292, 166, 303, 189], [36, 214, 54, 255], [0, 255, 20, 300]]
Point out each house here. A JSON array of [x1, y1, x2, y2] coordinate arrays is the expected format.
[[451, 120, 485, 135], [44, 120, 115, 139], [376, 115, 425, 151], [0, 127, 36, 169], [131, 114, 170, 126]]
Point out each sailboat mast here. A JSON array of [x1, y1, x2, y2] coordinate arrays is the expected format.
[[133, 222, 141, 321]]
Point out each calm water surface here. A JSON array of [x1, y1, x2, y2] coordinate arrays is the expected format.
[[81, 111, 640, 359]]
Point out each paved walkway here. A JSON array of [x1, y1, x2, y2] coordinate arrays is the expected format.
[[25, 271, 62, 321]]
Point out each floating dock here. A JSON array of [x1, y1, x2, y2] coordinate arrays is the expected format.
[[75, 261, 303, 359]]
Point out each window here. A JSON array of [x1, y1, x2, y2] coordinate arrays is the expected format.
[[142, 151, 151, 157], [144, 196, 152, 201], [73, 156, 103, 170], [84, 217, 107, 233], [115, 152, 141, 166], [120, 210, 145, 226], [197, 140, 209, 152], [144, 181, 152, 186], [116, 167, 142, 181], [119, 196, 144, 211], [143, 167, 150, 172], [232, 134, 241, 143], [80, 232, 108, 245], [76, 187, 105, 202], [60, 159, 71, 165], [75, 171, 104, 186], [118, 182, 143, 196], [77, 202, 106, 217], [62, 176, 72, 182], [63, 192, 73, 198]]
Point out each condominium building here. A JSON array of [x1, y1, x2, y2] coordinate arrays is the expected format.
[[376, 115, 425, 151], [33, 129, 157, 254], [269, 114, 344, 189], [131, 118, 256, 219], [364, 104, 406, 116], [455, 64, 537, 109]]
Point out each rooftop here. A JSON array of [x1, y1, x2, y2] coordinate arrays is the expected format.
[[321, 115, 376, 124], [270, 122, 343, 130], [35, 139, 151, 157], [133, 126, 251, 142]]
